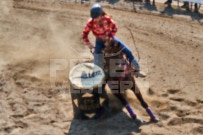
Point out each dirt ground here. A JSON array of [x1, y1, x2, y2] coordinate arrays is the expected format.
[[0, 0, 202, 135]]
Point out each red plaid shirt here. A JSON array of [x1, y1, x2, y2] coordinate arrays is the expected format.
[[82, 15, 118, 45]]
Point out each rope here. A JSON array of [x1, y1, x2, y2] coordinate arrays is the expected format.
[[126, 26, 141, 62]]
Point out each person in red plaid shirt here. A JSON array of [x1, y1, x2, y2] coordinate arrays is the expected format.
[[82, 3, 146, 77]]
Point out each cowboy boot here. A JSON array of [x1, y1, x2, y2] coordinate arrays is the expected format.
[[131, 59, 146, 78], [146, 107, 159, 122], [134, 70, 146, 78]]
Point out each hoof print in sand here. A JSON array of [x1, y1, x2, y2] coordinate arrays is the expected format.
[[168, 118, 203, 126], [170, 98, 184, 102], [158, 113, 170, 120], [148, 88, 155, 95], [192, 126, 203, 134], [176, 110, 190, 117], [167, 89, 180, 94], [197, 99, 203, 104], [4, 127, 13, 133]]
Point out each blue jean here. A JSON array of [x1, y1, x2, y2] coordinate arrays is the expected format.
[[94, 37, 140, 70]]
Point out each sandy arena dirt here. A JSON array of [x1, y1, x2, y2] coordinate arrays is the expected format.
[[0, 0, 203, 135]]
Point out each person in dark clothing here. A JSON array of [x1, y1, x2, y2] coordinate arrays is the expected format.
[[181, 1, 189, 10], [164, 0, 172, 5], [194, 3, 199, 13]]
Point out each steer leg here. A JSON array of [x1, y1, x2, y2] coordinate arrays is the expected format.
[[132, 78, 159, 122]]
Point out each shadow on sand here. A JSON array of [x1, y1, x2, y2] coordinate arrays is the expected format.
[[68, 111, 143, 135], [95, 0, 120, 5], [131, 1, 202, 23], [161, 5, 203, 23], [67, 100, 156, 135], [140, 2, 158, 11]]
